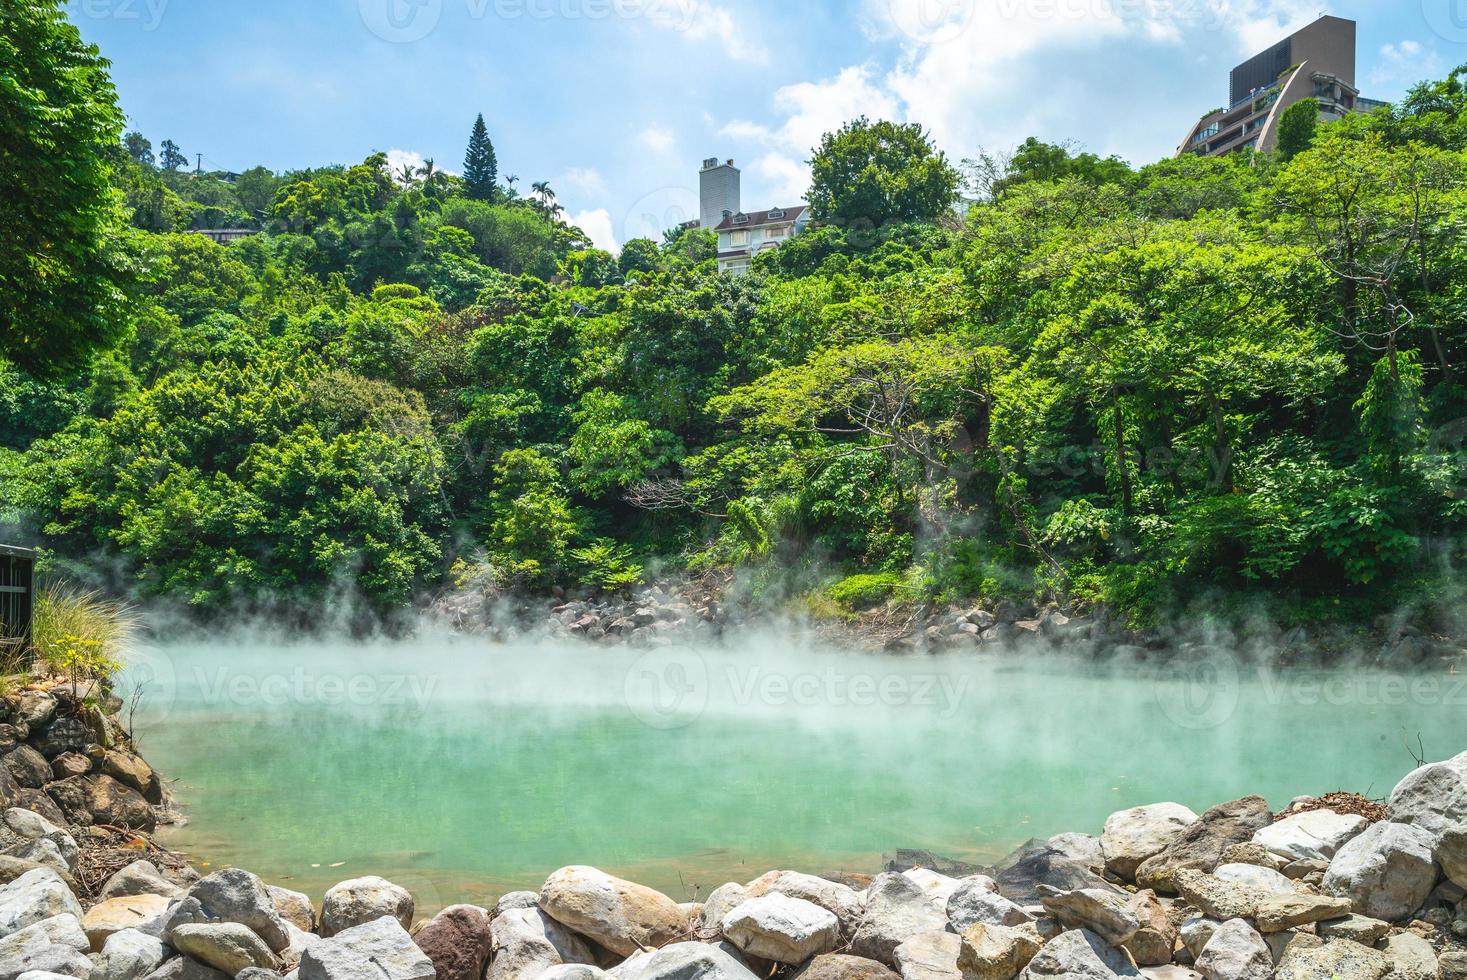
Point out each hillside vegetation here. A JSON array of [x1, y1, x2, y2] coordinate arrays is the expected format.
[[7, 3, 1467, 628]]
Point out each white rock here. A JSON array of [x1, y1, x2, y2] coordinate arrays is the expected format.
[[538, 866, 686, 958], [1193, 918, 1272, 980], [495, 892, 539, 915], [320, 876, 413, 937], [721, 894, 839, 964], [489, 907, 595, 980], [1212, 864, 1294, 896], [298, 915, 433, 980], [618, 943, 757, 980], [1253, 810, 1367, 863], [91, 929, 168, 980], [1388, 750, 1467, 887], [1380, 932, 1438, 980], [1102, 805, 1199, 881], [753, 873, 864, 938], [892, 930, 961, 980], [900, 870, 962, 904], [1047, 834, 1104, 870], [98, 863, 182, 902], [851, 873, 951, 966], [168, 922, 281, 975], [1019, 928, 1141, 978], [947, 880, 1032, 932], [0, 872, 83, 940], [0, 916, 88, 957], [1179, 917, 1220, 960], [1322, 821, 1438, 922], [696, 884, 747, 938]]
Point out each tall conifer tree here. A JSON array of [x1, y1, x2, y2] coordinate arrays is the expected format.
[[463, 114, 498, 201]]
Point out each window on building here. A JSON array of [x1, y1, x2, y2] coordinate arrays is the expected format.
[[729, 230, 749, 246], [767, 225, 787, 238]]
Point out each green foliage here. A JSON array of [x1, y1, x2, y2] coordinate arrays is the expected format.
[[30, 582, 137, 680], [0, 0, 129, 376], [808, 117, 960, 228], [826, 572, 906, 610], [1277, 98, 1319, 160], [463, 114, 498, 202]]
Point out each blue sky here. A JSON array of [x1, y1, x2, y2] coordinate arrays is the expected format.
[[74, 0, 1464, 252]]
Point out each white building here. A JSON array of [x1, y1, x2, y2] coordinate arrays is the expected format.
[[714, 206, 810, 275], [699, 158, 741, 230]]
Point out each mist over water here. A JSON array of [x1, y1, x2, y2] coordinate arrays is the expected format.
[[123, 632, 1465, 911]]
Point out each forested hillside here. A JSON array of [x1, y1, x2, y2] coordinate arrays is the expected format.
[[7, 2, 1467, 627]]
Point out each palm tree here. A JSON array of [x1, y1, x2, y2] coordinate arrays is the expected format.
[[530, 180, 563, 218], [417, 158, 447, 197], [395, 163, 417, 187]]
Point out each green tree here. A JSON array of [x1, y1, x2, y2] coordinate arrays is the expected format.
[[618, 238, 661, 277], [123, 131, 154, 167], [1276, 98, 1319, 160], [0, 0, 129, 376], [463, 113, 498, 201], [807, 118, 960, 229], [159, 139, 187, 171]]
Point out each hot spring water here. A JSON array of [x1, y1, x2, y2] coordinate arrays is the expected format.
[[123, 635, 1464, 911]]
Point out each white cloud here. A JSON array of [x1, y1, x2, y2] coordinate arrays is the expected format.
[[1372, 39, 1441, 87], [639, 126, 676, 153], [644, 0, 769, 65], [385, 148, 426, 182], [719, 65, 901, 160], [569, 208, 619, 254], [558, 167, 608, 197], [754, 152, 811, 205]]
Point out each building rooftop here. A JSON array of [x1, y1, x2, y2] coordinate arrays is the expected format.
[[713, 206, 807, 232]]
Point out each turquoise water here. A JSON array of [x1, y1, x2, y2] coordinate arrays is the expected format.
[[124, 635, 1466, 912]]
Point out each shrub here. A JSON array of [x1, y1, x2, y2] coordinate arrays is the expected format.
[[827, 571, 908, 610], [30, 583, 138, 683]]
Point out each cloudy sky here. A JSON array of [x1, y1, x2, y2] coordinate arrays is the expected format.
[[76, 0, 1462, 252]]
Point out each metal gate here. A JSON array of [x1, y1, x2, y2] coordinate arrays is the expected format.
[[0, 545, 36, 663]]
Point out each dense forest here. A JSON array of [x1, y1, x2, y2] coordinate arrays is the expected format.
[[7, 1, 1467, 628]]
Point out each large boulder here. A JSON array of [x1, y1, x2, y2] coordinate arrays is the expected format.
[[2, 750, 50, 792], [1252, 809, 1366, 863], [489, 906, 595, 980], [0, 915, 89, 956], [991, 841, 1123, 907], [1018, 929, 1140, 979], [298, 915, 434, 980], [1135, 798, 1272, 892], [100, 753, 161, 805], [0, 870, 83, 939], [956, 922, 1042, 980], [1173, 870, 1266, 922], [168, 922, 281, 975], [1273, 939, 1390, 980], [264, 885, 313, 933], [32, 720, 88, 761], [621, 943, 758, 980], [1380, 932, 1438, 980], [697, 883, 748, 939], [320, 875, 413, 937], [80, 894, 171, 951], [946, 879, 1032, 932], [0, 940, 92, 980], [1101, 805, 1198, 881], [1388, 750, 1467, 887], [1321, 821, 1438, 922], [538, 866, 687, 958], [722, 894, 839, 964], [794, 954, 898, 980], [99, 862, 181, 901], [46, 776, 153, 831], [1192, 918, 1271, 980], [1038, 888, 1139, 947], [411, 904, 490, 980], [850, 873, 951, 966], [92, 929, 168, 980], [892, 930, 962, 980], [184, 868, 291, 952], [1122, 891, 1176, 968], [747, 871, 864, 938], [1252, 893, 1351, 932]]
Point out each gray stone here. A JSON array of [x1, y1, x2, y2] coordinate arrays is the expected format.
[[956, 922, 1042, 980], [1193, 918, 1271, 980], [1387, 748, 1467, 887], [297, 916, 433, 980], [696, 884, 748, 939], [1136, 798, 1273, 893], [0, 943, 91, 980], [493, 892, 539, 915], [91, 929, 168, 980], [1018, 929, 1140, 979], [1102, 805, 1199, 881], [1316, 913, 1390, 945], [98, 864, 180, 903], [851, 873, 951, 966], [0, 870, 82, 940], [1440, 950, 1467, 980], [722, 895, 838, 964], [946, 881, 1032, 932], [1045, 834, 1104, 871], [1253, 893, 1352, 932], [0, 846, 66, 882], [1253, 810, 1368, 863], [1274, 939, 1390, 980], [1211, 864, 1293, 896], [1322, 821, 1438, 922], [748, 872, 864, 939], [138, 954, 229, 980], [0, 916, 88, 957], [892, 931, 961, 980], [538, 866, 686, 958], [186, 869, 291, 953], [168, 923, 281, 975], [13, 698, 55, 733], [319, 876, 412, 938], [795, 954, 898, 980], [81, 895, 172, 952], [1173, 870, 1266, 921], [1379, 932, 1437, 980], [0, 755, 47, 794], [1179, 917, 1219, 961], [1038, 889, 1139, 946], [488, 907, 594, 980], [619, 943, 758, 980], [263, 887, 313, 934]]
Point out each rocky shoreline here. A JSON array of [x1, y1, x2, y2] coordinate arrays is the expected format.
[[0, 674, 1464, 980], [428, 577, 1466, 671]]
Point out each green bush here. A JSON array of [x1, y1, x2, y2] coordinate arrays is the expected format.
[[826, 572, 908, 610], [30, 582, 137, 682]]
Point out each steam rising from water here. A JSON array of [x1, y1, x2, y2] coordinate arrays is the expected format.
[[122, 630, 1464, 911]]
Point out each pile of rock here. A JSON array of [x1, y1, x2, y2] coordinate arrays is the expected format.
[[0, 682, 160, 833]]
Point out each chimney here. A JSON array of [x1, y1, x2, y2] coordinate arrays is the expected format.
[[699, 156, 741, 230]]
